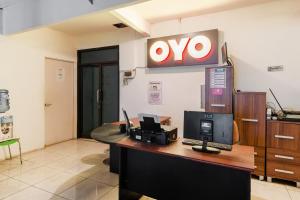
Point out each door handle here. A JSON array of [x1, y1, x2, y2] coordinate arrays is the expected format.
[[96, 89, 100, 104], [45, 103, 52, 107], [241, 118, 258, 123], [211, 104, 225, 107], [275, 169, 294, 175], [274, 135, 294, 140], [275, 155, 294, 160]]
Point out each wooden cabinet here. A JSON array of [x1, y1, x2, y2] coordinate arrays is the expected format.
[[205, 66, 233, 114], [254, 146, 266, 177], [234, 92, 266, 179], [267, 120, 300, 186]]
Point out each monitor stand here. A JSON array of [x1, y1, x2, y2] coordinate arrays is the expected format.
[[192, 139, 221, 154]]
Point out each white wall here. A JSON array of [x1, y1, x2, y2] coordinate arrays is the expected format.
[[77, 0, 300, 136], [0, 28, 76, 158]]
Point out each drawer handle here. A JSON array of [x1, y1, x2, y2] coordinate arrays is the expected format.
[[275, 155, 294, 160], [241, 118, 258, 123], [254, 152, 258, 156], [254, 165, 257, 169], [274, 135, 294, 140], [275, 169, 294, 175], [211, 104, 225, 107]]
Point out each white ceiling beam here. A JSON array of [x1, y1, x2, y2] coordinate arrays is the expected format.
[[1, 0, 148, 35], [111, 7, 150, 37]]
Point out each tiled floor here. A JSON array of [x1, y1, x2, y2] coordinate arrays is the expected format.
[[0, 139, 298, 200]]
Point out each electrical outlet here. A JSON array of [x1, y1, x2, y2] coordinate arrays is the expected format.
[[268, 65, 284, 72]]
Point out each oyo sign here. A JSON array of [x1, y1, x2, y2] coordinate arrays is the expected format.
[[147, 29, 218, 68]]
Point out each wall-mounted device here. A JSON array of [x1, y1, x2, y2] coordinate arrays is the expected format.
[[267, 65, 284, 72], [122, 69, 136, 85]]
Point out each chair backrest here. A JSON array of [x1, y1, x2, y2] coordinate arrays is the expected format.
[[233, 120, 239, 144]]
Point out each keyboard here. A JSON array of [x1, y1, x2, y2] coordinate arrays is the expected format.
[[182, 139, 232, 151]]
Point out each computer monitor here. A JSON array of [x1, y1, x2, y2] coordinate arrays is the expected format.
[[122, 108, 131, 132], [184, 111, 233, 145], [221, 42, 232, 66], [221, 42, 228, 64]]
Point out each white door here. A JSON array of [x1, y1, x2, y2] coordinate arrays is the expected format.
[[45, 58, 74, 145]]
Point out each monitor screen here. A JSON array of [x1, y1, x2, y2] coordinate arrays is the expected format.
[[184, 111, 233, 145], [122, 108, 131, 128], [221, 42, 228, 64]]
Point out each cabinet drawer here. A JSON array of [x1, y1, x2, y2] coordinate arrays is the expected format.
[[267, 161, 300, 182], [267, 122, 300, 151], [254, 147, 265, 158], [267, 148, 300, 165]]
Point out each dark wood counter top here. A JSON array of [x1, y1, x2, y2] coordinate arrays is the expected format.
[[117, 137, 254, 172]]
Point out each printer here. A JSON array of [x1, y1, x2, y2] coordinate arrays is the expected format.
[[124, 112, 177, 145]]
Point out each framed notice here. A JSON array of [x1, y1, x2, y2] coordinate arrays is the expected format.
[[56, 67, 65, 81], [148, 81, 162, 105], [210, 68, 226, 89]]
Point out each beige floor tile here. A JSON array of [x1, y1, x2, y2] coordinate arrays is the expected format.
[[2, 161, 44, 177], [24, 152, 65, 166], [0, 159, 26, 173], [59, 179, 113, 200], [35, 172, 86, 194], [77, 167, 107, 179], [64, 163, 104, 178], [0, 173, 9, 182], [251, 179, 291, 200], [287, 185, 300, 193], [3, 187, 64, 200], [289, 190, 300, 200], [0, 158, 25, 166], [99, 187, 118, 200], [140, 196, 155, 200], [90, 171, 119, 187], [46, 157, 82, 171], [0, 178, 29, 199], [0, 164, 15, 173], [13, 166, 60, 185]]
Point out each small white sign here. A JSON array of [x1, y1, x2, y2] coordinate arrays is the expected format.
[[210, 68, 226, 89], [56, 67, 65, 81], [148, 81, 162, 105]]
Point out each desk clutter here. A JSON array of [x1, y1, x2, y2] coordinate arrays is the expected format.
[[122, 110, 178, 145]]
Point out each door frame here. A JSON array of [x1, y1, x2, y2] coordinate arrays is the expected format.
[[77, 46, 119, 138], [44, 57, 76, 145]]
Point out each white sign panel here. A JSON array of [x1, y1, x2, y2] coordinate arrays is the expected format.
[[56, 67, 65, 81], [148, 81, 162, 105], [210, 68, 226, 89]]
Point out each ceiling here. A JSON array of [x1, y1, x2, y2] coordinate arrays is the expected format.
[[0, 0, 28, 8], [50, 12, 124, 36], [49, 0, 276, 36], [127, 0, 277, 23]]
